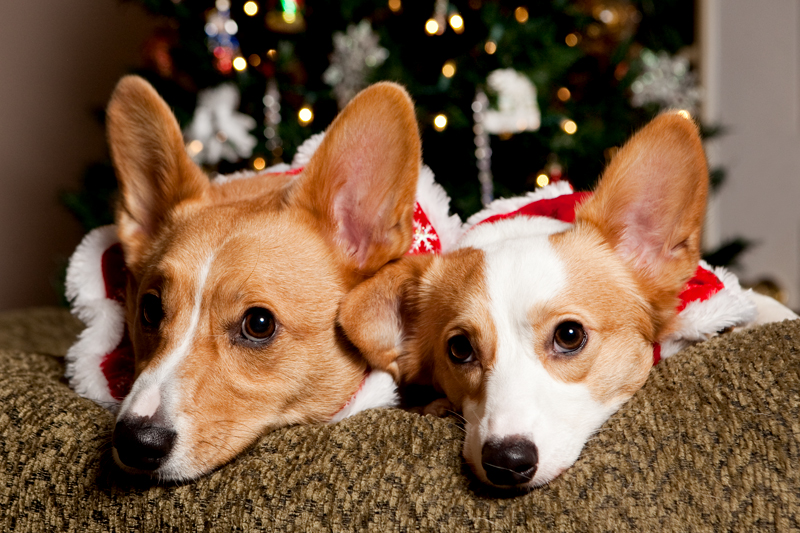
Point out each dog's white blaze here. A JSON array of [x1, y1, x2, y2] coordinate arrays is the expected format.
[[460, 218, 616, 487], [123, 252, 215, 420], [132, 386, 161, 418]]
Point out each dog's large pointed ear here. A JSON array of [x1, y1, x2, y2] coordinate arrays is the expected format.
[[339, 255, 432, 382], [107, 76, 208, 269], [288, 82, 421, 276], [575, 112, 708, 335]]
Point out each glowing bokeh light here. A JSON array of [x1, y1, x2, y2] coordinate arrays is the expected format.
[[232, 56, 247, 71], [565, 33, 579, 47], [536, 174, 550, 187], [425, 19, 439, 35], [449, 14, 464, 33], [244, 1, 258, 15], [298, 107, 314, 124]]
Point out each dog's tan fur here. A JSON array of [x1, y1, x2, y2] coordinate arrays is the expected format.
[[107, 76, 420, 479]]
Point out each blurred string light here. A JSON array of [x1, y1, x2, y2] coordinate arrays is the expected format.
[[282, 0, 298, 23], [263, 78, 282, 159], [187, 140, 204, 158], [425, 0, 447, 35], [514, 7, 529, 23], [485, 40, 497, 54], [442, 60, 456, 78], [298, 106, 314, 125], [472, 91, 493, 205], [204, 0, 241, 74], [565, 33, 579, 47], [433, 114, 448, 131], [388, 0, 401, 12], [425, 18, 439, 35], [536, 173, 549, 187], [248, 54, 261, 66], [243, 1, 259, 16], [449, 14, 464, 33], [561, 119, 577, 134], [252, 156, 266, 170], [232, 56, 247, 71], [265, 0, 305, 32], [557, 87, 571, 102], [677, 109, 692, 120], [598, 8, 615, 24]]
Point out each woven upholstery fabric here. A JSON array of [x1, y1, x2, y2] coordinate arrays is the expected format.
[[0, 307, 798, 532]]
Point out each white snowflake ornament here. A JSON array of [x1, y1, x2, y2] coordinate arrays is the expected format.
[[630, 49, 701, 115], [184, 84, 257, 165], [408, 202, 443, 255], [323, 20, 389, 110], [412, 219, 439, 253]]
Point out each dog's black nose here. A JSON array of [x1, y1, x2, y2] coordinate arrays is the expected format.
[[481, 436, 538, 486], [113, 416, 176, 471]]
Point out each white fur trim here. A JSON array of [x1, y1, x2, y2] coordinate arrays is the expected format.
[[65, 225, 119, 306], [291, 132, 326, 167], [64, 225, 124, 410], [211, 168, 258, 185], [659, 261, 758, 359], [463, 181, 575, 231], [415, 166, 463, 252], [329, 370, 399, 423]]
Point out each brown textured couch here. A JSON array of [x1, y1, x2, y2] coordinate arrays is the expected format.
[[0, 306, 798, 531]]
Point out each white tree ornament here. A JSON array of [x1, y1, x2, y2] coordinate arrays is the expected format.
[[630, 49, 701, 115], [483, 69, 541, 134], [323, 20, 389, 110], [184, 84, 257, 165]]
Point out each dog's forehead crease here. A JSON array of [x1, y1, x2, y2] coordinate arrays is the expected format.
[[151, 214, 344, 323]]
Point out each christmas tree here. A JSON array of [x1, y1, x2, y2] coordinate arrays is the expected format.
[[66, 0, 729, 249]]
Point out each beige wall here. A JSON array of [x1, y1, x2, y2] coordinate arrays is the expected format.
[[702, 0, 800, 308], [0, 0, 153, 310]]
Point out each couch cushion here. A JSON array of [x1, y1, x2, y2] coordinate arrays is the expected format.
[[0, 308, 797, 531]]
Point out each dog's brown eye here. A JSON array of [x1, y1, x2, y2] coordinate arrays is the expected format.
[[554, 321, 586, 354], [242, 307, 276, 342], [448, 334, 475, 364], [140, 294, 163, 328]]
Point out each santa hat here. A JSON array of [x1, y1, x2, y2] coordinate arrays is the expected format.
[[464, 182, 758, 365]]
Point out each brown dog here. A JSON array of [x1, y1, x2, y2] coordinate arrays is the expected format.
[[106, 76, 420, 481]]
